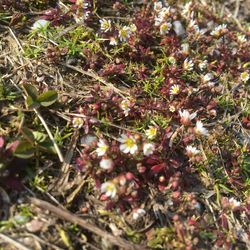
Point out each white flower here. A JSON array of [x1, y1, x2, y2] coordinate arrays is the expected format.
[[132, 208, 146, 220], [160, 22, 172, 35], [118, 26, 132, 42], [179, 110, 197, 125], [76, 0, 83, 4], [120, 99, 132, 116], [154, 17, 163, 27], [159, 7, 171, 20], [143, 143, 155, 156], [183, 58, 194, 71], [210, 24, 227, 37], [182, 2, 192, 16], [31, 19, 49, 31], [202, 73, 214, 85], [109, 37, 118, 46], [181, 43, 189, 55], [76, 0, 89, 9], [186, 145, 200, 157], [240, 72, 249, 83], [169, 105, 176, 112], [130, 24, 137, 32], [100, 158, 114, 170], [199, 60, 208, 71], [154, 1, 163, 12], [170, 84, 180, 95], [100, 19, 112, 32], [194, 121, 209, 136], [72, 117, 84, 128], [145, 126, 157, 139], [96, 139, 109, 156], [118, 134, 138, 154], [228, 197, 241, 209], [168, 56, 176, 65], [80, 134, 97, 146], [237, 34, 247, 43], [101, 181, 117, 198]]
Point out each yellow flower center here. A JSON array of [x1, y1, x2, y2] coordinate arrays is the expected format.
[[107, 184, 115, 192], [241, 72, 248, 80], [125, 138, 135, 148], [100, 145, 108, 151], [149, 128, 156, 136]]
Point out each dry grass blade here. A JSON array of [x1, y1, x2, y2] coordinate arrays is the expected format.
[[0, 233, 32, 250], [60, 63, 127, 98], [30, 197, 149, 250]]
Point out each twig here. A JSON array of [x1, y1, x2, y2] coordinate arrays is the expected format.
[[0, 233, 32, 250], [20, 233, 64, 250], [60, 63, 127, 98], [8, 27, 24, 53], [30, 197, 148, 250]]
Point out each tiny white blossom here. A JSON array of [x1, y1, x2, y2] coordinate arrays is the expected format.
[[96, 139, 109, 156], [168, 56, 176, 65], [160, 22, 172, 35], [199, 60, 208, 71], [210, 24, 227, 37], [118, 134, 138, 154], [100, 19, 112, 32], [170, 84, 180, 95], [118, 26, 132, 42], [72, 117, 84, 128], [109, 37, 118, 46], [154, 2, 163, 12], [76, 0, 90, 9], [181, 43, 189, 55], [194, 121, 209, 136], [159, 7, 171, 20], [80, 134, 97, 146], [130, 24, 137, 32], [182, 2, 192, 16], [183, 58, 194, 71], [100, 158, 114, 170], [202, 73, 214, 83], [132, 208, 146, 220], [31, 19, 49, 31], [101, 181, 117, 198], [169, 105, 176, 112], [228, 197, 241, 209], [240, 72, 249, 83], [186, 145, 200, 157], [154, 17, 162, 27], [179, 110, 197, 125], [237, 34, 247, 43], [145, 126, 157, 139], [120, 99, 132, 116], [143, 143, 155, 156], [76, 0, 83, 4]]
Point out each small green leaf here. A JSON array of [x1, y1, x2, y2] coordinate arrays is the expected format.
[[37, 90, 58, 107], [14, 141, 35, 159], [23, 83, 38, 99], [21, 127, 35, 143], [26, 96, 40, 109], [38, 140, 56, 154], [32, 131, 47, 143]]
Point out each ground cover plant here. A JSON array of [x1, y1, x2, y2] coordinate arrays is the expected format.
[[0, 0, 249, 249]]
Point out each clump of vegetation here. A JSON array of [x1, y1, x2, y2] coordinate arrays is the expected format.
[[0, 0, 249, 249]]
